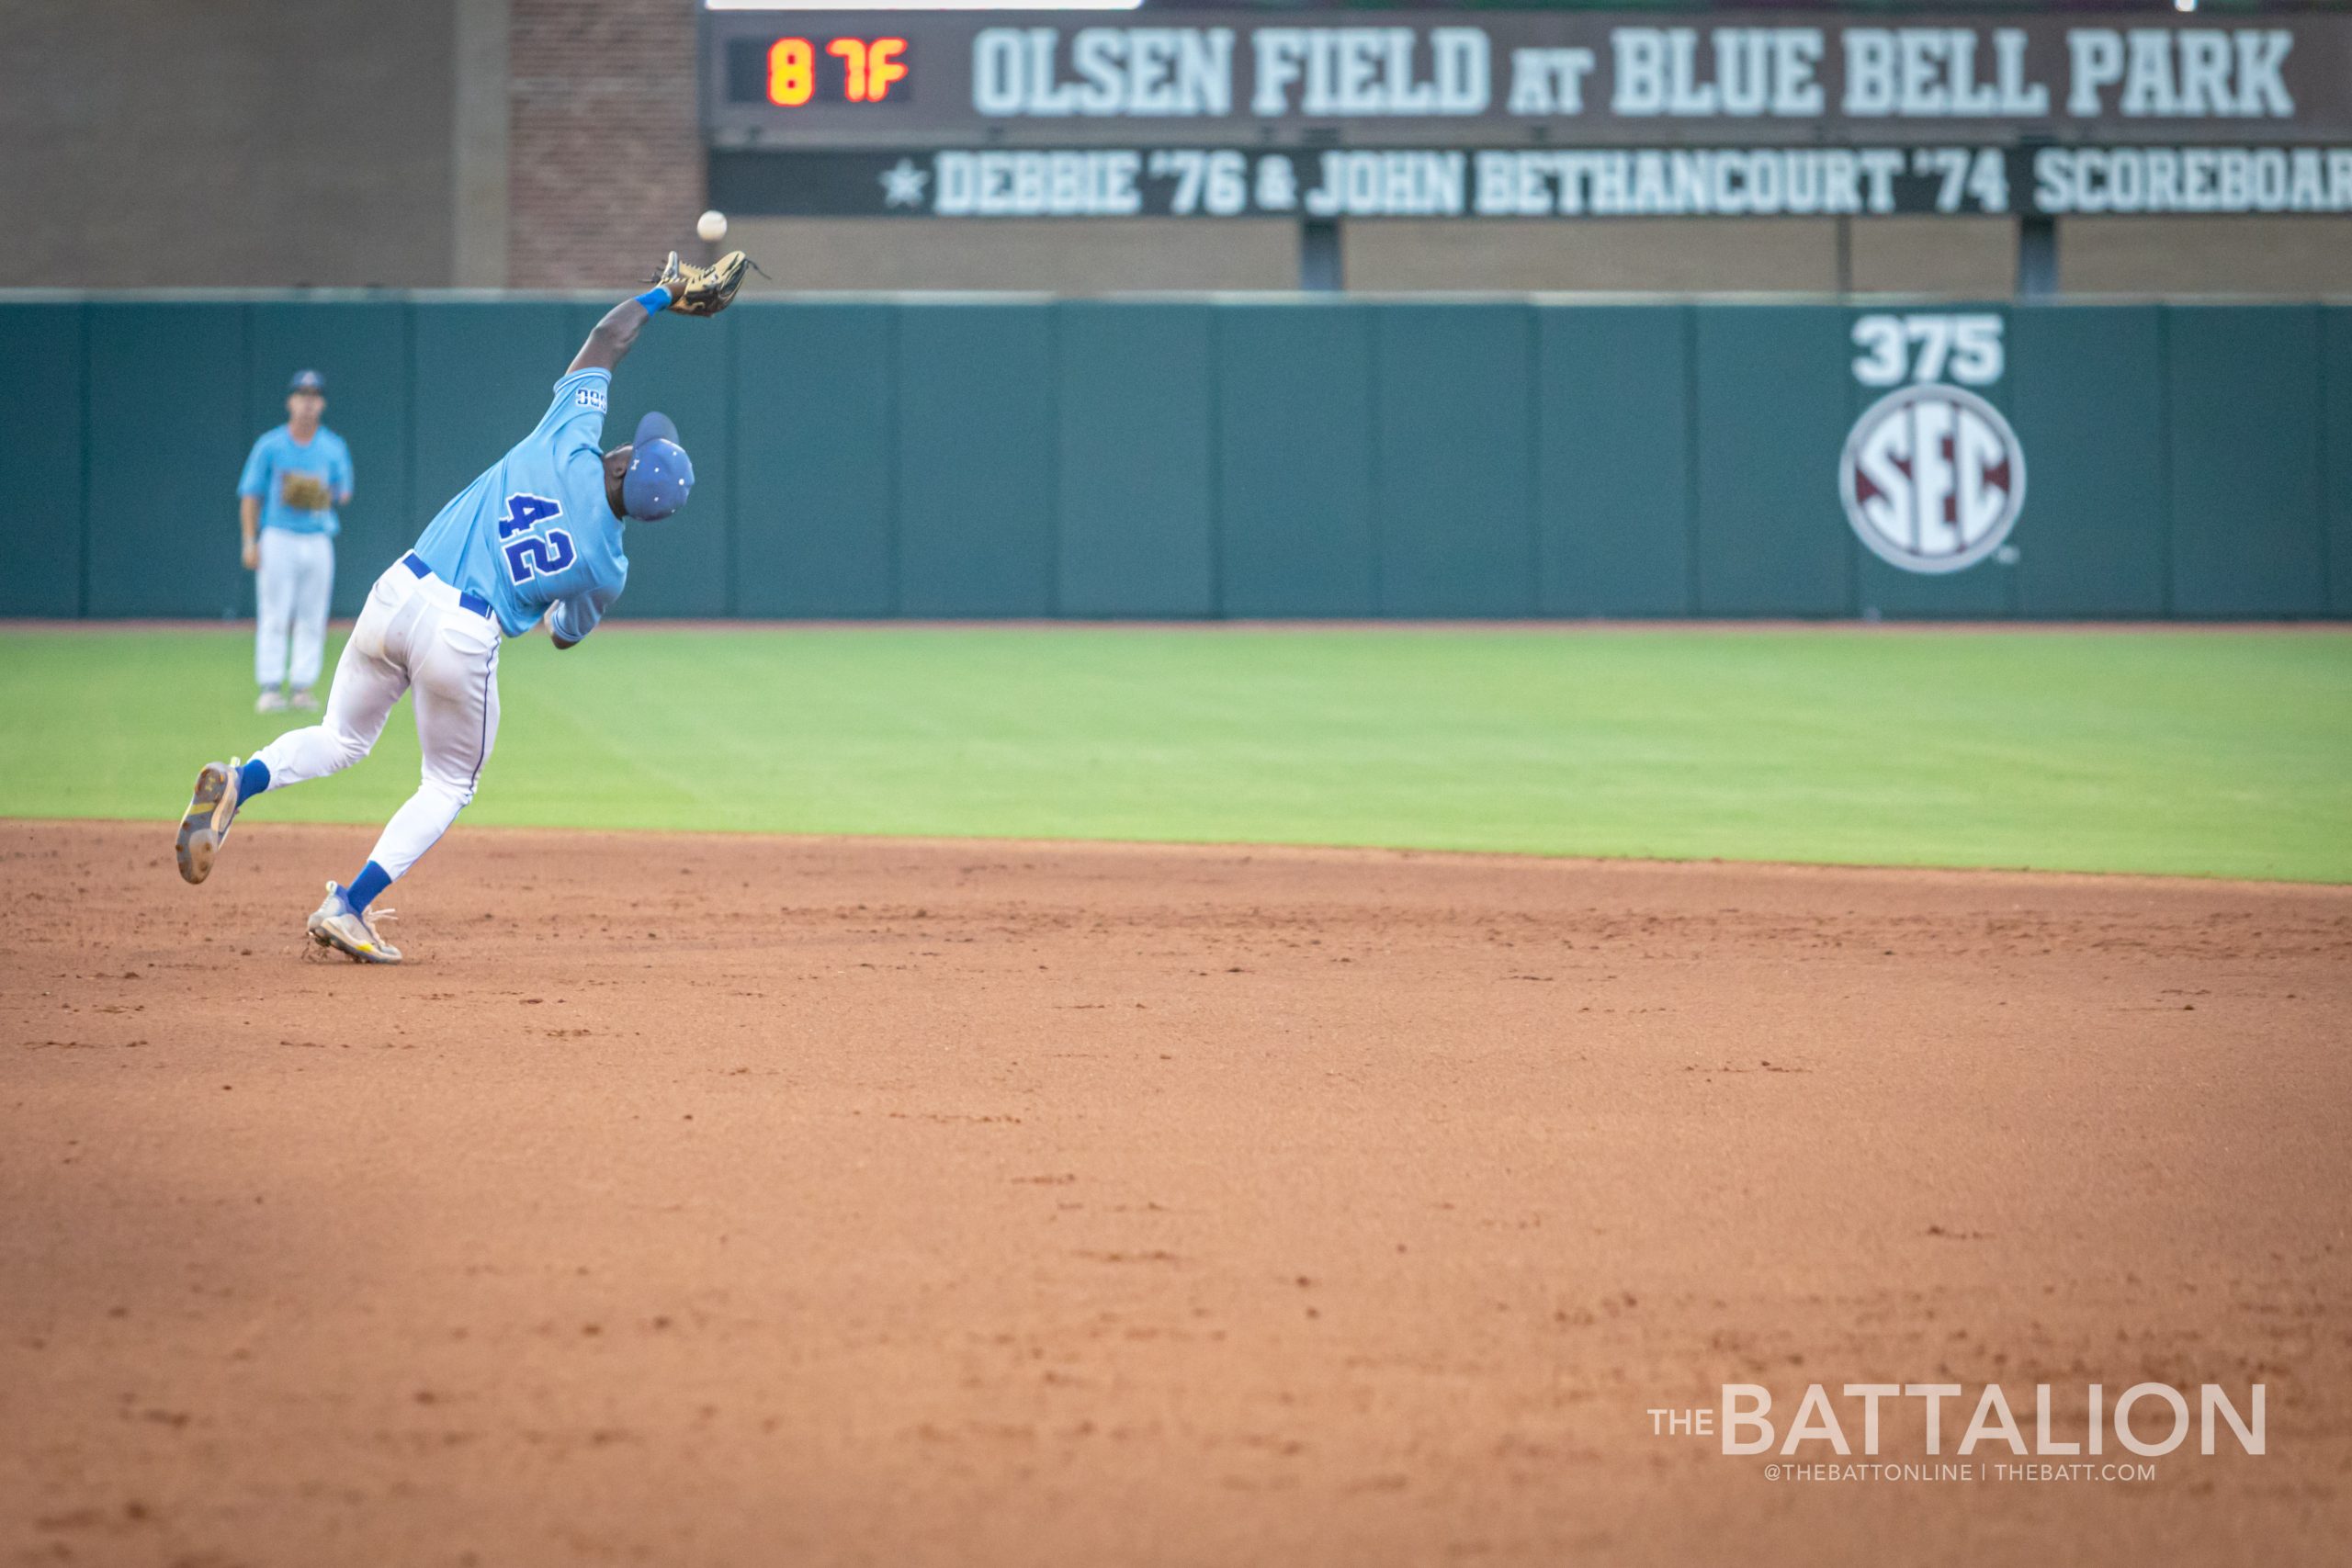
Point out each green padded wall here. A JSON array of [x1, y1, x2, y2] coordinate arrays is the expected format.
[[2324, 306, 2352, 617], [2167, 305, 2327, 618], [0, 304, 86, 615], [1373, 304, 1538, 617], [1215, 304, 1376, 618], [2007, 304, 2168, 617], [1536, 305, 1692, 617], [1692, 306, 1855, 616], [1057, 303, 1216, 618], [731, 303, 897, 617], [85, 302, 249, 618], [10, 295, 2342, 625], [894, 303, 1057, 617]]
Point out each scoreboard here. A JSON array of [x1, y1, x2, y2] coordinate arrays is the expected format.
[[724, 33, 910, 108], [699, 6, 2352, 218], [705, 8, 2352, 148]]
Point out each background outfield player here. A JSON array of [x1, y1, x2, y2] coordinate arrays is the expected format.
[[239, 370, 353, 713], [174, 253, 748, 964]]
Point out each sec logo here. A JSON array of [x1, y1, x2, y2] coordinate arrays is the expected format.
[[1838, 384, 2026, 575]]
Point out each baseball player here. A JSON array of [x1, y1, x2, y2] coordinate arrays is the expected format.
[[173, 252, 749, 964], [239, 370, 354, 712]]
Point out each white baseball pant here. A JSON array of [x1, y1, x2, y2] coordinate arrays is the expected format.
[[252, 558, 502, 883], [254, 528, 335, 691]]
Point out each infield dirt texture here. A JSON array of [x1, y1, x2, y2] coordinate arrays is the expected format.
[[5, 819, 2348, 1565], [4, 625, 2349, 1563]]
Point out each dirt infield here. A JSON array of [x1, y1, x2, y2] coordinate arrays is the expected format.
[[4, 819, 2348, 1566]]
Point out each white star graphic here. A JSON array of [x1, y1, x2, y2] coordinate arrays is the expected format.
[[879, 157, 930, 209]]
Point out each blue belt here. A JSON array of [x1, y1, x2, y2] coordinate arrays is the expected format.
[[403, 552, 492, 619]]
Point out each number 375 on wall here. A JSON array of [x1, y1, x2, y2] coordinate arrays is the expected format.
[[1852, 313, 2003, 388]]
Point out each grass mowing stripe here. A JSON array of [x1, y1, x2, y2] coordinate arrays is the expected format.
[[2, 625, 2345, 882]]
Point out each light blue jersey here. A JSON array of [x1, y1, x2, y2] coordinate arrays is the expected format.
[[410, 368, 628, 641], [238, 425, 353, 537]]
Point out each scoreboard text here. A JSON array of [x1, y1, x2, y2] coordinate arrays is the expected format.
[[729, 35, 911, 108]]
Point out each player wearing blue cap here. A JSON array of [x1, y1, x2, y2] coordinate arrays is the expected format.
[[172, 252, 749, 964], [239, 369, 353, 713]]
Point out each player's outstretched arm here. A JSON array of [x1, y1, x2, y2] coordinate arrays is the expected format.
[[568, 288, 672, 376], [567, 251, 751, 377]]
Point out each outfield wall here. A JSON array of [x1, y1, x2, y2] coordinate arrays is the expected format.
[[3, 296, 2346, 621]]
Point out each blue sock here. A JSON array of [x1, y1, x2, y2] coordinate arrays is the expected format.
[[346, 860, 392, 914], [237, 757, 271, 801]]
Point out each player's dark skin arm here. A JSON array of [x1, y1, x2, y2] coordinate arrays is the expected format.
[[568, 283, 679, 377]]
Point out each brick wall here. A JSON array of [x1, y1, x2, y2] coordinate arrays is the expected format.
[[507, 0, 706, 288], [0, 0, 453, 288]]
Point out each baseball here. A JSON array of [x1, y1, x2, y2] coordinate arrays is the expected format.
[[696, 209, 729, 243]]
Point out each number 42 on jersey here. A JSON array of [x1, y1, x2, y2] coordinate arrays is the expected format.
[[499, 493, 575, 583]]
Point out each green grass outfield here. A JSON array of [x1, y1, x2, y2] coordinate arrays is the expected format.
[[3, 624, 2346, 883]]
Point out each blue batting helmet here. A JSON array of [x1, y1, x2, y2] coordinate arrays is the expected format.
[[623, 411, 693, 521]]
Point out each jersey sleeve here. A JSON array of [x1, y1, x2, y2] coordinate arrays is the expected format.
[[331, 437, 355, 500], [236, 434, 273, 498], [535, 367, 612, 456], [547, 583, 619, 646]]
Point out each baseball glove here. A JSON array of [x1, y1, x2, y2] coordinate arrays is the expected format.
[[280, 472, 333, 511], [656, 250, 749, 318]]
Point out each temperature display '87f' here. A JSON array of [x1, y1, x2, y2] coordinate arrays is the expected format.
[[723, 36, 911, 108]]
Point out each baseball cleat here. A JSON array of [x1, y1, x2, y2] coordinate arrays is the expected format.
[[175, 759, 243, 885], [256, 689, 288, 714], [307, 881, 401, 964], [288, 688, 320, 711]]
